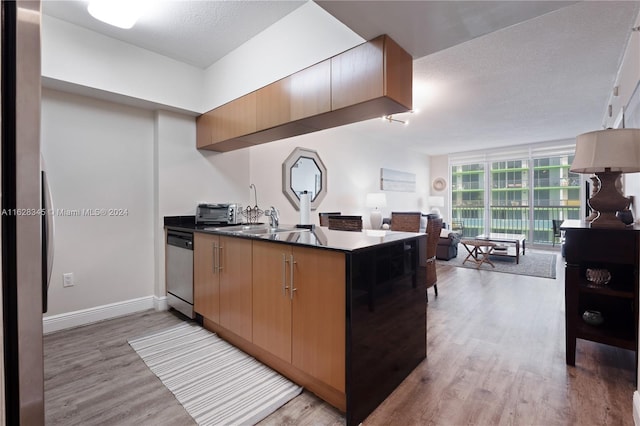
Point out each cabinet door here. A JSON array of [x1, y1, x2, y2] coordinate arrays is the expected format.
[[193, 233, 220, 322], [291, 246, 346, 392], [256, 77, 291, 130], [211, 92, 257, 144], [219, 236, 253, 341], [331, 36, 384, 110], [252, 241, 292, 362], [290, 60, 331, 121]]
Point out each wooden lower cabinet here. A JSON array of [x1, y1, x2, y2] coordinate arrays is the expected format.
[[194, 233, 219, 322], [194, 233, 252, 341], [219, 236, 252, 341], [291, 246, 345, 393], [252, 240, 346, 394], [252, 241, 293, 362]]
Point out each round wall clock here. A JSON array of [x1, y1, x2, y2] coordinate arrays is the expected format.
[[432, 177, 447, 191]]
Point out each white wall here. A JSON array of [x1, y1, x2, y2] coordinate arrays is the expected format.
[[42, 15, 204, 113], [604, 13, 640, 222], [154, 111, 250, 298], [41, 89, 156, 316], [40, 91, 254, 317], [201, 2, 363, 111], [249, 126, 431, 228], [430, 155, 450, 223]]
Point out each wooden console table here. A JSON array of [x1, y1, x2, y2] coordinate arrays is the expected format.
[[562, 220, 639, 376]]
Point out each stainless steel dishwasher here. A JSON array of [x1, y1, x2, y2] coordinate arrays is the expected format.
[[166, 230, 194, 318]]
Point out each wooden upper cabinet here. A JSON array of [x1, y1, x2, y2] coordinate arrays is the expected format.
[[211, 92, 256, 144], [332, 35, 412, 112], [290, 60, 331, 121], [197, 34, 411, 152], [256, 77, 292, 131], [331, 37, 384, 110], [196, 93, 257, 149], [256, 60, 331, 131]]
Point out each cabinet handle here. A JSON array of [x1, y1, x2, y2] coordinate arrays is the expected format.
[[282, 254, 289, 296], [289, 254, 297, 300], [212, 243, 218, 273], [218, 245, 224, 271]]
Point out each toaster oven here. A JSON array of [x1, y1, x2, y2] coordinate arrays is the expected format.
[[196, 203, 242, 225]]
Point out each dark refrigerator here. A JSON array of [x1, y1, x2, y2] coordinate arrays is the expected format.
[[1, 0, 45, 424]]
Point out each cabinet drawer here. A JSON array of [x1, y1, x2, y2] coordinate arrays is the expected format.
[[564, 228, 637, 264]]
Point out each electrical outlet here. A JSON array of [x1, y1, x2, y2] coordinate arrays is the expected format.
[[63, 272, 74, 287]]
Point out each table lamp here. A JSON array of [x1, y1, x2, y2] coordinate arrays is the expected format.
[[428, 196, 445, 216], [366, 193, 387, 229], [570, 128, 640, 228]]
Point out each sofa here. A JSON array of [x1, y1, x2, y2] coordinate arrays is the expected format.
[[436, 229, 461, 260]]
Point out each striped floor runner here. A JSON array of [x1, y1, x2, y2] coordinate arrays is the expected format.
[[128, 322, 302, 426]]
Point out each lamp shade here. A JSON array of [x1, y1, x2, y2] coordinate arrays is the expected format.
[[571, 129, 640, 173], [366, 193, 387, 208]]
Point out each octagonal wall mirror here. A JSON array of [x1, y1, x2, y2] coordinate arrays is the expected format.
[[282, 147, 327, 211]]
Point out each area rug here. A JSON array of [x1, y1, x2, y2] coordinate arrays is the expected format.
[[438, 247, 557, 279], [128, 322, 302, 426]]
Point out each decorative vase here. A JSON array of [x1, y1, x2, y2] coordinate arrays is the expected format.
[[582, 310, 604, 326], [586, 268, 611, 287]]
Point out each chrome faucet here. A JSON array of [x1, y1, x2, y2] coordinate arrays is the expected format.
[[267, 206, 280, 229]]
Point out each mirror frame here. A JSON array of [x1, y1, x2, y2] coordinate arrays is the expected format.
[[282, 147, 327, 211]]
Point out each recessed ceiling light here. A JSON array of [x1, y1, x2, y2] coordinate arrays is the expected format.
[[87, 0, 148, 29]]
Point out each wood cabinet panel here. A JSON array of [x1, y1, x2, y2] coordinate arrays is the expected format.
[[195, 111, 214, 149], [290, 60, 331, 121], [383, 35, 413, 109], [211, 92, 257, 144], [219, 236, 253, 341], [193, 233, 219, 322], [563, 222, 639, 376], [196, 35, 412, 152], [252, 241, 346, 392], [252, 241, 292, 362], [331, 36, 384, 111], [256, 77, 291, 131], [292, 246, 346, 393]]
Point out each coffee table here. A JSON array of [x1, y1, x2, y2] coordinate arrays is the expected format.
[[475, 233, 526, 264]]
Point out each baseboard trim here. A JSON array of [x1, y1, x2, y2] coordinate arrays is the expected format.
[[43, 296, 160, 334], [154, 295, 168, 311], [634, 391, 640, 426]]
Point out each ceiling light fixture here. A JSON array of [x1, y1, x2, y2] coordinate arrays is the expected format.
[[381, 109, 418, 125], [87, 0, 148, 29], [381, 115, 408, 125]]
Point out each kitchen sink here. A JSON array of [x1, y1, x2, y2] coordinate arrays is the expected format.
[[204, 224, 308, 236]]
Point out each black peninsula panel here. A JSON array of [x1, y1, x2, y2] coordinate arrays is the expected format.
[[346, 235, 427, 425]]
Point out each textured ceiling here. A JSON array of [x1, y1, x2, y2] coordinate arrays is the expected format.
[[41, 1, 640, 155], [42, 0, 306, 68], [315, 1, 577, 59]]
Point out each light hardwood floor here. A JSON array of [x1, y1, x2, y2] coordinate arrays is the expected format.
[[44, 251, 635, 425]]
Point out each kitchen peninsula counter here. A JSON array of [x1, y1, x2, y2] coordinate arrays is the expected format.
[[164, 216, 427, 425], [165, 216, 423, 253]]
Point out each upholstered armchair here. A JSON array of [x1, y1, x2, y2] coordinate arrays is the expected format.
[[436, 230, 461, 260]]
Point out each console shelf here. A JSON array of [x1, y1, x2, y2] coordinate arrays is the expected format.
[[561, 220, 640, 378]]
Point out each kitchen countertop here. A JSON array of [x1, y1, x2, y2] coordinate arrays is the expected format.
[[164, 216, 424, 253]]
